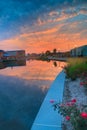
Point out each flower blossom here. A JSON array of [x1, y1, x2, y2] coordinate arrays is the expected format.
[[80, 82, 84, 86], [50, 99, 55, 103], [66, 116, 70, 120], [71, 99, 76, 103], [80, 112, 87, 119], [66, 102, 73, 106]]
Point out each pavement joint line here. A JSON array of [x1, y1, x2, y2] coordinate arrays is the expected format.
[[33, 123, 61, 127]]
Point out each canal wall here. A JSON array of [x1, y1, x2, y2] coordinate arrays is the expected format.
[[31, 70, 66, 130]]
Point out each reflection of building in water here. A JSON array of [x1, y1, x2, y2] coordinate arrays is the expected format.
[[3, 50, 25, 61], [0, 60, 26, 70], [0, 62, 7, 69]]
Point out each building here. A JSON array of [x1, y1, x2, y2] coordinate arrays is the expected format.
[[70, 45, 87, 57], [0, 50, 4, 60], [3, 50, 25, 61]]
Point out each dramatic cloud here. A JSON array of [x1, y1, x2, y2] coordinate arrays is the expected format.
[[0, 0, 87, 52]]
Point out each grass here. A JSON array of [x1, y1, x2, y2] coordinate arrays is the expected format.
[[65, 57, 87, 80]]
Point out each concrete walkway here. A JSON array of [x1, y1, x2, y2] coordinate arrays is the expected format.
[[31, 71, 66, 130]]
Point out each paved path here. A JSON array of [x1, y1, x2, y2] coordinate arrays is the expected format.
[[31, 71, 66, 130]]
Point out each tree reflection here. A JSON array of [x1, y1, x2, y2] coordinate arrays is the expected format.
[[53, 61, 57, 67]]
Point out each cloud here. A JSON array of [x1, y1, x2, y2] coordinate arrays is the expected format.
[[58, 19, 87, 35], [79, 8, 87, 15], [49, 11, 59, 16], [0, 0, 86, 40], [0, 0, 87, 55]]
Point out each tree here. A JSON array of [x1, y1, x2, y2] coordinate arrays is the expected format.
[[53, 48, 57, 54], [45, 50, 51, 56]]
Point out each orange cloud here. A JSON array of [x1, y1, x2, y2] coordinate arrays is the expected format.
[[49, 11, 59, 16], [0, 18, 87, 54]]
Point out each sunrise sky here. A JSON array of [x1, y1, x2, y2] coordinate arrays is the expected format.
[[0, 0, 87, 53]]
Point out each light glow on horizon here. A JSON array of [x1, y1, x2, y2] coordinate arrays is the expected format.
[[0, 0, 87, 53]]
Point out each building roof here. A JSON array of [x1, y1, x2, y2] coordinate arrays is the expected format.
[[78, 45, 87, 49], [70, 45, 87, 51]]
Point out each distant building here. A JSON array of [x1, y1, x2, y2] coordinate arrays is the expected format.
[[70, 45, 87, 57], [3, 50, 25, 61], [0, 50, 4, 60]]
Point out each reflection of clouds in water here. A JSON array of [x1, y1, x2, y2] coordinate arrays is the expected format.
[[0, 60, 66, 80], [0, 75, 52, 130], [40, 85, 49, 92]]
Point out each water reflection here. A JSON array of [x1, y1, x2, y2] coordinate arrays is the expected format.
[[0, 75, 51, 130], [53, 61, 57, 67], [0, 60, 66, 80], [0, 60, 26, 70], [0, 60, 66, 129]]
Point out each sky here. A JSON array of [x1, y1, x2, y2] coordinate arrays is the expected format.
[[0, 0, 87, 53]]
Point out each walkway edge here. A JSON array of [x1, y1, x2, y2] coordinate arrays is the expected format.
[[31, 70, 66, 130]]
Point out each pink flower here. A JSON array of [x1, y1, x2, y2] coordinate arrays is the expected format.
[[80, 82, 84, 86], [50, 99, 55, 103], [80, 112, 87, 119], [71, 102, 75, 105], [71, 99, 76, 103], [66, 103, 70, 106], [66, 103, 72, 106], [66, 116, 70, 120]]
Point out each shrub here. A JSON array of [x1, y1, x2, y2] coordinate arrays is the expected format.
[[52, 99, 87, 130], [65, 58, 87, 80]]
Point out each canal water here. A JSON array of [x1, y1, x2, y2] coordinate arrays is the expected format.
[[0, 60, 65, 130]]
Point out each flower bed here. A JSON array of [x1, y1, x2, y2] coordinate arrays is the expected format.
[[50, 57, 87, 130], [53, 98, 87, 130], [51, 78, 87, 130]]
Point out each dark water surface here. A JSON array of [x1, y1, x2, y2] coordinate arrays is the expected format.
[[0, 60, 65, 130]]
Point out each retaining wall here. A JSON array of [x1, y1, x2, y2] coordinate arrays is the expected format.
[[31, 71, 66, 130]]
